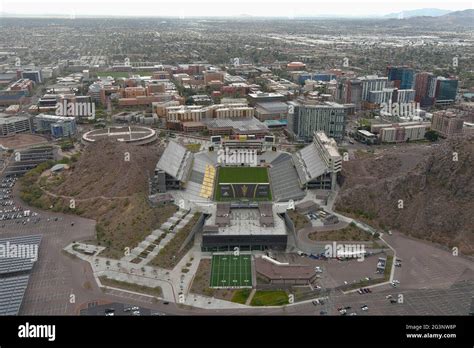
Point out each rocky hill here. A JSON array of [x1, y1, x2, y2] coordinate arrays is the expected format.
[[21, 139, 178, 259], [336, 136, 474, 255]]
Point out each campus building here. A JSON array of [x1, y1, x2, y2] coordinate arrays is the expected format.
[[34, 114, 77, 138], [435, 77, 458, 106], [387, 66, 414, 90], [359, 75, 388, 101], [165, 103, 254, 129], [431, 111, 464, 138], [287, 101, 346, 141], [0, 114, 34, 136]]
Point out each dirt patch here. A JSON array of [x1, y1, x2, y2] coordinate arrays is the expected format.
[[189, 259, 235, 301], [308, 223, 376, 241], [0, 134, 49, 149]]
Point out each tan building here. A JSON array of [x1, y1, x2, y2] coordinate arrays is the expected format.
[[203, 71, 224, 85], [431, 111, 464, 138], [165, 103, 254, 125], [124, 87, 146, 98]]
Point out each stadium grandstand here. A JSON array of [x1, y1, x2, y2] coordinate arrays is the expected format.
[[268, 153, 305, 202], [188, 151, 219, 201], [292, 131, 341, 190], [154, 141, 194, 192]]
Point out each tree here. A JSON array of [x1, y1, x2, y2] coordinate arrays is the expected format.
[[425, 130, 439, 142]]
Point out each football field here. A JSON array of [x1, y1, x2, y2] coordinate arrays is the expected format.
[[210, 254, 253, 288], [217, 166, 269, 183]]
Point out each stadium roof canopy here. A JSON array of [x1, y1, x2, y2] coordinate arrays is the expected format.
[[0, 275, 30, 315], [0, 235, 42, 275], [156, 141, 193, 182], [0, 235, 42, 316]]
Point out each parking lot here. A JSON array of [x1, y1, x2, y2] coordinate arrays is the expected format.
[[0, 177, 39, 227], [0, 176, 99, 315], [79, 301, 167, 316]]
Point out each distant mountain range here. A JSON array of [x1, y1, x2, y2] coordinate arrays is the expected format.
[[384, 8, 452, 19], [388, 9, 474, 28], [0, 8, 472, 25]]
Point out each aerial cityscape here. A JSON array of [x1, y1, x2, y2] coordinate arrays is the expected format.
[[0, 0, 472, 345]]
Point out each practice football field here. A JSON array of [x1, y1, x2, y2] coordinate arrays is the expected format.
[[210, 254, 253, 288]]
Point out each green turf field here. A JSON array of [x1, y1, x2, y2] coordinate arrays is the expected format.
[[210, 254, 253, 288], [217, 166, 269, 183]]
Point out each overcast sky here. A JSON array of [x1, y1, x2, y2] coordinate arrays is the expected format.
[[0, 0, 472, 17]]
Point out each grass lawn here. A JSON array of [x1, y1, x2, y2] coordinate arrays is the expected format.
[[250, 290, 289, 306], [217, 166, 269, 183], [95, 71, 132, 78], [231, 289, 252, 304]]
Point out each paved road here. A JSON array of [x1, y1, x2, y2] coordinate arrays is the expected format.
[[3, 179, 472, 316]]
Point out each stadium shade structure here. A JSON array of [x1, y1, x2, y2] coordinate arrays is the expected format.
[[0, 235, 42, 315]]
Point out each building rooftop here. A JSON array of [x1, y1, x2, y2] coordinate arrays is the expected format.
[[204, 117, 268, 133], [255, 257, 315, 281], [205, 208, 286, 236]]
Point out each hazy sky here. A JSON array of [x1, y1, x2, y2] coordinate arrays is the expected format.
[[0, 0, 472, 17]]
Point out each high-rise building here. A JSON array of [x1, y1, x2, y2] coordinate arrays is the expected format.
[[359, 75, 388, 101], [343, 79, 362, 107], [435, 77, 458, 105], [368, 88, 395, 105], [431, 111, 463, 138], [414, 72, 434, 106], [287, 101, 346, 141], [387, 66, 414, 90], [21, 70, 42, 84], [395, 89, 416, 104]]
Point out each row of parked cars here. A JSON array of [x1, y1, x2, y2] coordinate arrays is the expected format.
[[0, 177, 15, 188], [105, 306, 141, 316], [357, 288, 372, 294], [0, 176, 40, 226]]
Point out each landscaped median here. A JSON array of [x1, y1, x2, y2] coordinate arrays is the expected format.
[[98, 275, 162, 298], [148, 212, 201, 269], [250, 290, 289, 306]]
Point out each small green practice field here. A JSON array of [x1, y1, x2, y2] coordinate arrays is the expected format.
[[210, 254, 252, 288]]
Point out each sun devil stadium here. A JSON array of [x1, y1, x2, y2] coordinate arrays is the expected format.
[[150, 130, 342, 253]]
